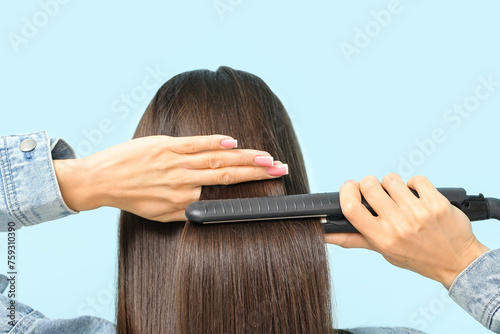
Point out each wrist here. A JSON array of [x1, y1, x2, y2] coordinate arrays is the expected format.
[[53, 158, 104, 212], [441, 239, 490, 289]]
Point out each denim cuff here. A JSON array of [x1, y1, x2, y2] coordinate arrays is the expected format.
[[50, 137, 77, 160], [0, 131, 79, 230], [448, 248, 500, 332]]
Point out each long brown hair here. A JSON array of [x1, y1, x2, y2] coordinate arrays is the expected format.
[[117, 66, 346, 333]]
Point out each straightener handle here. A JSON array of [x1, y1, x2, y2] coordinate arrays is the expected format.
[[186, 188, 469, 226]]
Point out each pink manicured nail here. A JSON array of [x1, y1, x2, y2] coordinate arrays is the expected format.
[[254, 155, 274, 167], [220, 139, 238, 148], [344, 179, 355, 184], [267, 164, 288, 176]]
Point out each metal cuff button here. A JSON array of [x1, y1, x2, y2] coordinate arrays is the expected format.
[[19, 138, 37, 152]]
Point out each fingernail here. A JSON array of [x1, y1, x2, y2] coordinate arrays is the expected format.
[[220, 139, 238, 148], [254, 155, 274, 167], [344, 179, 355, 184], [267, 164, 288, 176]]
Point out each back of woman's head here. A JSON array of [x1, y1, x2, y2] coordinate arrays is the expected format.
[[117, 66, 339, 333]]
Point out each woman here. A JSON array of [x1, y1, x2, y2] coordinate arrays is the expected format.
[[0, 66, 424, 333], [116, 66, 423, 333]]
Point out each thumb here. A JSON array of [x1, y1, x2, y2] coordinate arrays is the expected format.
[[324, 233, 373, 250]]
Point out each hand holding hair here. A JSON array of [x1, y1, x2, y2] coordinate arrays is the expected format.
[[325, 173, 490, 289], [53, 134, 288, 222]]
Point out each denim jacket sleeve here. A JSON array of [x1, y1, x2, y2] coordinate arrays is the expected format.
[[0, 131, 79, 231], [449, 248, 500, 333], [0, 274, 116, 334]]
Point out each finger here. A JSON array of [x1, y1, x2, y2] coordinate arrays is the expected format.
[[359, 175, 398, 218], [324, 233, 373, 250], [168, 135, 238, 154], [407, 175, 447, 204], [179, 149, 274, 169], [381, 173, 420, 208], [184, 163, 288, 186], [339, 180, 381, 236], [152, 209, 188, 223]]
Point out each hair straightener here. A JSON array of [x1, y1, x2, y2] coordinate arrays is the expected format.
[[185, 188, 500, 233]]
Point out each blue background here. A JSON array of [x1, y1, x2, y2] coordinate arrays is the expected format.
[[1, 0, 500, 333]]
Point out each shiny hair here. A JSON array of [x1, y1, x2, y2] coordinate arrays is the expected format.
[[116, 66, 348, 333]]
